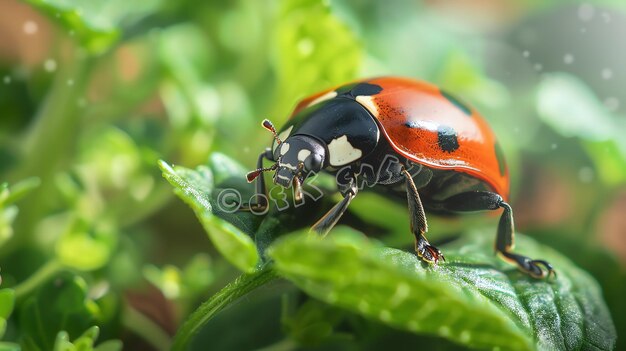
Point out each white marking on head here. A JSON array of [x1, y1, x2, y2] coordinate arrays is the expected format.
[[273, 125, 293, 152], [355, 95, 379, 118], [278, 162, 297, 170], [307, 91, 338, 108], [328, 135, 362, 166], [297, 149, 312, 162], [276, 174, 291, 182], [280, 142, 290, 155]]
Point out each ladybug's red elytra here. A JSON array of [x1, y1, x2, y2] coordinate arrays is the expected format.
[[245, 76, 555, 279]]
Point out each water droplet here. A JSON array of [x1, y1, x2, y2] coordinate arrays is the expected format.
[[601, 68, 613, 80], [460, 330, 471, 342], [67, 79, 74, 86], [602, 12, 611, 23], [604, 97, 620, 111], [522, 50, 530, 58], [44, 59, 57, 72], [563, 54, 574, 64], [23, 21, 38, 35], [534, 63, 543, 71], [551, 143, 558, 150], [578, 167, 594, 183], [297, 38, 314, 57], [578, 4, 595, 22], [580, 27, 587, 33], [3, 76, 10, 84]]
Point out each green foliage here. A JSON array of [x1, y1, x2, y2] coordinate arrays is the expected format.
[[0, 179, 40, 247], [52, 327, 122, 351], [268, 228, 616, 350], [537, 73, 626, 186], [55, 221, 116, 272], [159, 159, 260, 272], [19, 273, 116, 351], [273, 0, 363, 117], [156, 153, 616, 350], [23, 0, 163, 53], [143, 254, 215, 300], [0, 289, 15, 340]]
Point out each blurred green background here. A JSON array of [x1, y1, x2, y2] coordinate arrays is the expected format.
[[0, 0, 624, 350]]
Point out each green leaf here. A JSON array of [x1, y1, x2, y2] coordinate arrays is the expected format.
[[282, 299, 347, 346], [537, 73, 616, 141], [159, 24, 218, 130], [0, 289, 15, 320], [159, 160, 259, 272], [52, 326, 122, 351], [55, 219, 116, 271], [143, 254, 214, 300], [0, 178, 40, 247], [19, 273, 101, 351], [0, 178, 40, 208], [0, 289, 15, 339], [273, 0, 362, 117], [537, 73, 626, 186], [582, 140, 626, 187], [0, 342, 21, 351], [268, 228, 616, 351], [24, 0, 163, 54], [93, 340, 123, 351]]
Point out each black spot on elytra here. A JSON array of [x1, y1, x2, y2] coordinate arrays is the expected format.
[[404, 121, 419, 128], [441, 90, 472, 116], [336, 82, 383, 99], [336, 83, 358, 96], [437, 125, 459, 153], [494, 142, 507, 176], [351, 83, 383, 96]]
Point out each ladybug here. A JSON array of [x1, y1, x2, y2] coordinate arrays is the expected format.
[[245, 77, 554, 279]]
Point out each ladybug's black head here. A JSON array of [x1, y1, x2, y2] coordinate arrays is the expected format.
[[273, 135, 325, 195], [246, 119, 327, 201]]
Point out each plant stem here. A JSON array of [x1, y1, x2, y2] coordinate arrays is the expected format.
[[4, 55, 94, 255], [171, 266, 278, 351], [122, 305, 172, 351], [13, 259, 63, 302]]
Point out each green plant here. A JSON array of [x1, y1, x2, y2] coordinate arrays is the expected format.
[[159, 153, 616, 351]]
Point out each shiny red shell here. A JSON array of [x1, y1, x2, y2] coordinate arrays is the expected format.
[[290, 77, 510, 199]]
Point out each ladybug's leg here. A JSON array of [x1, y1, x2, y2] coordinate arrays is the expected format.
[[310, 176, 358, 236], [241, 148, 274, 212], [437, 191, 555, 279], [402, 169, 445, 264]]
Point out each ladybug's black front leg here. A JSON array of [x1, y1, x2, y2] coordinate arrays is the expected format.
[[310, 176, 358, 236], [437, 191, 555, 279], [241, 148, 274, 212], [402, 169, 445, 264]]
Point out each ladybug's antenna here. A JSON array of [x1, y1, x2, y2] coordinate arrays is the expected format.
[[262, 119, 282, 145], [246, 163, 278, 183]]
